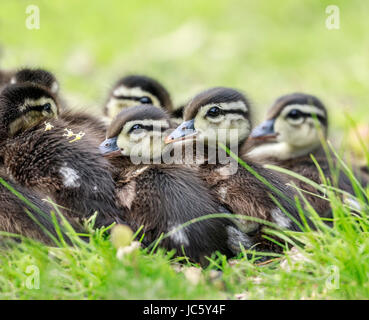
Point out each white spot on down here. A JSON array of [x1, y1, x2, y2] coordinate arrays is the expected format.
[[215, 165, 232, 177], [118, 181, 136, 210], [271, 208, 291, 229], [59, 166, 80, 188], [226, 226, 253, 254], [170, 225, 190, 246], [218, 186, 228, 201]]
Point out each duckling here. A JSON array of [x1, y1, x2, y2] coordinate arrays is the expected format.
[[103, 75, 174, 120], [165, 87, 307, 252], [0, 83, 126, 229], [99, 105, 252, 265], [247, 93, 364, 217]]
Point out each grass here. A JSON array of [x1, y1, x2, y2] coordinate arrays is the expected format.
[[1, 195, 369, 299], [1, 0, 369, 299], [1, 141, 369, 300]]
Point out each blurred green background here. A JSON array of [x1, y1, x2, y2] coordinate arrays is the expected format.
[[0, 0, 368, 131]]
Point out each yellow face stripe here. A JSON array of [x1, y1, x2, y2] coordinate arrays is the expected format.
[[106, 86, 162, 119], [193, 101, 250, 145], [8, 98, 58, 136]]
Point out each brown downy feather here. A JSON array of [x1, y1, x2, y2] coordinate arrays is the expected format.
[[60, 109, 107, 147], [112, 160, 247, 265]]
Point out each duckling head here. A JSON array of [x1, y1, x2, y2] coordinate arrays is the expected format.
[[100, 105, 172, 161], [0, 83, 59, 138], [249, 93, 328, 160], [104, 75, 173, 119], [10, 68, 59, 94], [165, 87, 251, 149]]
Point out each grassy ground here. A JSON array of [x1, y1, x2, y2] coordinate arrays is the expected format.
[[2, 159, 369, 300], [1, 0, 369, 299]]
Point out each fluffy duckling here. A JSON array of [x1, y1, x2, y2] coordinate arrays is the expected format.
[[99, 105, 251, 265], [0, 83, 125, 229], [166, 87, 306, 252], [248, 93, 364, 216], [103, 75, 174, 120]]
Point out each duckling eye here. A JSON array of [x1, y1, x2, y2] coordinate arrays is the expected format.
[[139, 96, 152, 104], [43, 103, 52, 112], [206, 106, 221, 118], [287, 109, 302, 120], [129, 124, 143, 133]]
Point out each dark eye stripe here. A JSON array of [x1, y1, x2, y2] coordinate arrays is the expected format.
[[205, 108, 248, 118], [287, 110, 326, 125], [114, 95, 148, 102], [154, 126, 170, 132], [129, 124, 168, 133], [222, 109, 248, 117], [24, 105, 51, 113]]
